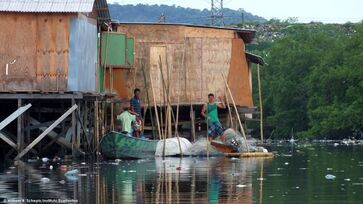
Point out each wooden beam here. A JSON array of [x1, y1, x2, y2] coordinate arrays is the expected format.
[[0, 132, 16, 149], [15, 104, 78, 160], [28, 117, 73, 149], [0, 104, 32, 131], [0, 93, 83, 99]]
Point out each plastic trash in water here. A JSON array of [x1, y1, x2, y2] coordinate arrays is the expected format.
[[325, 174, 336, 180], [344, 178, 351, 181], [65, 169, 79, 176], [42, 157, 50, 163], [59, 180, 66, 185], [49, 165, 53, 170], [41, 177, 50, 183], [285, 162, 289, 165], [236, 184, 247, 188]]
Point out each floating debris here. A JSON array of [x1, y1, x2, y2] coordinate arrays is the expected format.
[[257, 178, 266, 181], [344, 178, 351, 181], [49, 165, 53, 170], [325, 174, 336, 180], [42, 157, 50, 163], [128, 170, 136, 173], [41, 177, 50, 183], [81, 162, 86, 165], [59, 180, 66, 185], [352, 183, 363, 186], [327, 168, 333, 171], [65, 169, 79, 176], [284, 162, 289, 165], [236, 184, 246, 188]]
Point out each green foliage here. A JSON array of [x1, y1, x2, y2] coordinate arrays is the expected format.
[[249, 23, 363, 139]]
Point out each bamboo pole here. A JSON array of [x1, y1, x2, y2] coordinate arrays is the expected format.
[[174, 96, 183, 156], [158, 56, 167, 157], [149, 72, 162, 140], [141, 63, 155, 137], [102, 30, 110, 93], [221, 73, 250, 152], [259, 160, 264, 204], [206, 102, 209, 158], [257, 64, 264, 144], [225, 87, 234, 129]]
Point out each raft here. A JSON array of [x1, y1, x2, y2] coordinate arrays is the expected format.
[[224, 152, 274, 158]]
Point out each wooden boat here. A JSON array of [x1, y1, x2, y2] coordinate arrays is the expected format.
[[100, 131, 159, 159], [100, 131, 192, 159]]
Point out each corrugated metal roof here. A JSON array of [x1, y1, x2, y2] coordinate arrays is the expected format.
[[0, 0, 95, 13]]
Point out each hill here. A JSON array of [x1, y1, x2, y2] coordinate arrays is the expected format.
[[109, 3, 266, 24]]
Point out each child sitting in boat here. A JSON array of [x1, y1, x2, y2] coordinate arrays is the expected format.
[[117, 105, 140, 137]]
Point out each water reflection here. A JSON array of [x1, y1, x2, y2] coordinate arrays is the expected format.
[[2, 145, 363, 204], [98, 157, 269, 204], [0, 157, 270, 204]]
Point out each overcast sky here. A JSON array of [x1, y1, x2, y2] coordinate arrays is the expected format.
[[108, 0, 363, 23]]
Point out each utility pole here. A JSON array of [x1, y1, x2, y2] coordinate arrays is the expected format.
[[211, 0, 224, 26]]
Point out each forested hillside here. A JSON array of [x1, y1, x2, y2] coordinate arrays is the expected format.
[[109, 3, 266, 24], [246, 21, 363, 140]]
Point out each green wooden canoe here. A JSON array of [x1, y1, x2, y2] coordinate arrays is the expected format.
[[100, 131, 159, 159]]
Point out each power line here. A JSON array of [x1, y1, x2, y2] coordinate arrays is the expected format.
[[211, 0, 224, 25]]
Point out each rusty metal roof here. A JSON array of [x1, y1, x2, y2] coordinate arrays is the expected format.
[[246, 52, 265, 66], [0, 0, 95, 13]]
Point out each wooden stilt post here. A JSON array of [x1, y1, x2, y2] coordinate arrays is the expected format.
[[257, 64, 264, 144], [76, 102, 81, 149], [15, 104, 78, 160], [221, 73, 250, 152], [190, 106, 196, 142], [71, 98, 76, 155], [110, 99, 114, 131], [17, 98, 24, 152]]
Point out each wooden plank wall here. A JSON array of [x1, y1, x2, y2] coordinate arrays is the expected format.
[[227, 38, 253, 107], [114, 24, 253, 107], [0, 13, 72, 92]]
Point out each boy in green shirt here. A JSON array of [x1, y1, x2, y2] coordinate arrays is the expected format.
[[201, 93, 226, 140]]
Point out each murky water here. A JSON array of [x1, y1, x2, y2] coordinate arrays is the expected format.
[[1, 144, 363, 204]]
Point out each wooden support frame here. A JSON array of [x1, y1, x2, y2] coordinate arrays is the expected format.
[[15, 104, 78, 160], [0, 103, 32, 149]]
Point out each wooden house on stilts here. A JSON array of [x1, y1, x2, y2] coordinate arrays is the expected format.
[[100, 22, 264, 137]]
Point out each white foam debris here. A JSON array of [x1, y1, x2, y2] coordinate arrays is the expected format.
[[236, 184, 247, 188], [325, 174, 336, 180]]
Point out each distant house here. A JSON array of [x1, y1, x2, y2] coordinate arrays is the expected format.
[[0, 0, 110, 92], [102, 23, 263, 108]]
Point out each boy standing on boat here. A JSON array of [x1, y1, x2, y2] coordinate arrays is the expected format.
[[201, 93, 226, 140]]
